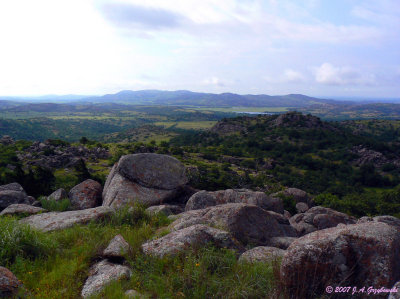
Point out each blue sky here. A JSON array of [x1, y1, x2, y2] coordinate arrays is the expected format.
[[0, 0, 399, 98]]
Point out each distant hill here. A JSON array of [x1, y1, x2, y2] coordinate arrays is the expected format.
[[83, 90, 338, 107]]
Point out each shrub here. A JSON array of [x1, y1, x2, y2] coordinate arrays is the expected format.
[[39, 197, 71, 212]]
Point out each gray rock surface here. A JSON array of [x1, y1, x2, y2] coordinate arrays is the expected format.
[[268, 237, 298, 250], [68, 179, 102, 210], [0, 183, 31, 210], [170, 203, 297, 246], [283, 210, 291, 219], [280, 222, 400, 299], [20, 206, 113, 232], [0, 204, 46, 216], [141, 224, 244, 258], [47, 188, 68, 201], [289, 206, 356, 236], [81, 260, 131, 298], [0, 266, 22, 298], [103, 235, 130, 258], [117, 153, 187, 189], [102, 154, 188, 208], [185, 189, 284, 214], [145, 204, 184, 216], [239, 246, 286, 263], [357, 215, 400, 231], [0, 183, 25, 192], [295, 202, 309, 213]]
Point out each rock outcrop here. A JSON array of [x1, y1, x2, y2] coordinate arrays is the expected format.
[[20, 207, 113, 232], [239, 246, 286, 263], [0, 267, 22, 298], [289, 206, 356, 236], [0, 183, 33, 210], [17, 141, 109, 169], [81, 260, 131, 298], [185, 189, 284, 214], [280, 222, 400, 298], [0, 135, 14, 146], [0, 204, 45, 216], [141, 224, 244, 258], [102, 154, 188, 208], [68, 179, 102, 210], [170, 203, 297, 246]]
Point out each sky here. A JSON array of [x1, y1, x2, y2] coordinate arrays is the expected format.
[[0, 0, 399, 98]]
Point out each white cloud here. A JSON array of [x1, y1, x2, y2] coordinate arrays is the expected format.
[[314, 63, 376, 86], [203, 77, 226, 87], [283, 69, 305, 83]]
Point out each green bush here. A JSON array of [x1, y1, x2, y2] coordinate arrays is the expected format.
[[0, 217, 57, 265], [39, 197, 71, 212]]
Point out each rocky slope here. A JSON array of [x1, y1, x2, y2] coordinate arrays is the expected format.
[[1, 153, 400, 298]]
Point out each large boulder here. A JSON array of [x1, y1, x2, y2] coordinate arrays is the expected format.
[[102, 154, 188, 208], [68, 179, 102, 210], [280, 222, 400, 298], [0, 204, 46, 216], [239, 246, 286, 263], [0, 267, 22, 298], [141, 224, 244, 258], [170, 203, 297, 246], [289, 206, 356, 236], [0, 183, 31, 210], [20, 206, 113, 232], [185, 189, 284, 214], [47, 188, 68, 201], [81, 260, 131, 298]]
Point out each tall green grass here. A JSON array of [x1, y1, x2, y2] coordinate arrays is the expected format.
[[3, 203, 287, 298], [39, 197, 71, 212], [0, 217, 56, 266]]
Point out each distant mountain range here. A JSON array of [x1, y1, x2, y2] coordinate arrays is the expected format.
[[0, 89, 346, 108], [1, 90, 400, 113]]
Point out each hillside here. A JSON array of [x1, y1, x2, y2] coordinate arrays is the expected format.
[[1, 111, 400, 298]]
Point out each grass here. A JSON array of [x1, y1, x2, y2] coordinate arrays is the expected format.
[[154, 121, 217, 130], [193, 107, 291, 113], [0, 217, 56, 266], [39, 197, 71, 212], [0, 203, 289, 298]]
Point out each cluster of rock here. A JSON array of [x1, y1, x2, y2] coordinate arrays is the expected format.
[[351, 145, 400, 168], [2, 153, 400, 298], [0, 135, 14, 145], [16, 139, 109, 169]]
